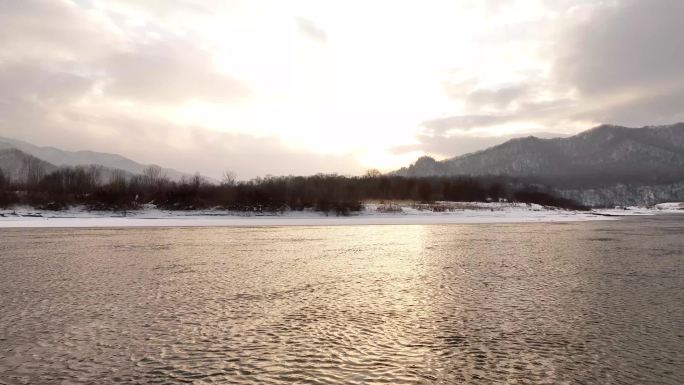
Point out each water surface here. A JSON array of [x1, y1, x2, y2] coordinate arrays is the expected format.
[[1, 216, 682, 384]]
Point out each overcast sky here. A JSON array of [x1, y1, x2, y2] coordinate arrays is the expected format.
[[1, 0, 682, 179]]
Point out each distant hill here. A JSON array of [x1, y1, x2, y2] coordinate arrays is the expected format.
[[395, 123, 684, 187], [0, 137, 207, 182], [0, 148, 58, 183], [0, 148, 138, 185]]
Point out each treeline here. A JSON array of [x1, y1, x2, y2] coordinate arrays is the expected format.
[[0, 166, 588, 214]]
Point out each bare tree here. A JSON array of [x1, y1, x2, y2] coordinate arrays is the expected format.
[[221, 171, 237, 186], [191, 173, 204, 188], [364, 169, 382, 178], [181, 173, 205, 188], [26, 157, 46, 187], [111, 169, 127, 189], [86, 166, 103, 188], [142, 165, 166, 187]]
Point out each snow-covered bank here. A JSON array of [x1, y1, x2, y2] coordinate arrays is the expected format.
[[591, 202, 684, 216], [0, 202, 681, 228]]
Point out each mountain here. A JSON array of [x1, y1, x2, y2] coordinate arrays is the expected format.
[[0, 148, 134, 185], [394, 123, 684, 206], [0, 148, 58, 183], [395, 123, 684, 185], [0, 137, 205, 182]]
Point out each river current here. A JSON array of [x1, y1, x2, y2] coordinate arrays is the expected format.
[[1, 217, 682, 384]]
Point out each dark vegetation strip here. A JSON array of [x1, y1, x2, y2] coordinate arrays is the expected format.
[[0, 167, 587, 215]]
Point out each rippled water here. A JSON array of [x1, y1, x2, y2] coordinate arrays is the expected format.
[[1, 217, 683, 384]]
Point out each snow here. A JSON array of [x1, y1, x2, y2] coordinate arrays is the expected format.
[[0, 201, 680, 228], [0, 201, 648, 228], [592, 202, 684, 216], [654, 202, 684, 211]]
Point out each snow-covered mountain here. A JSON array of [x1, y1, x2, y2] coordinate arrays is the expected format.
[[394, 123, 684, 206], [0, 137, 206, 182], [395, 123, 684, 184]]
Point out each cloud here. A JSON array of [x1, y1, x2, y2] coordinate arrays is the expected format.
[[0, 0, 247, 106], [0, 0, 122, 61], [555, 0, 684, 95], [2, 0, 684, 175], [553, 0, 684, 125], [421, 115, 512, 134], [420, 97, 576, 134], [296, 17, 327, 43], [464, 84, 530, 109], [104, 38, 248, 104], [571, 85, 684, 127], [90, 122, 363, 180], [0, 61, 93, 102], [0, 96, 362, 179], [408, 0, 684, 160], [445, 81, 533, 109], [392, 131, 566, 159], [0, 0, 334, 179]]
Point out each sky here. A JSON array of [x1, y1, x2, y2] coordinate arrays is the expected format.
[[0, 0, 683, 179]]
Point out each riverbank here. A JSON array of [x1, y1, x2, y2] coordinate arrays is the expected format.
[[0, 202, 681, 228]]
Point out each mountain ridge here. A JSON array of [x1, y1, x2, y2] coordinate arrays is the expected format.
[[395, 123, 684, 186], [0, 137, 213, 182]]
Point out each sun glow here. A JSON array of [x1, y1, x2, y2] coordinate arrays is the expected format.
[[138, 0, 560, 171], [1, 0, 607, 178]]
